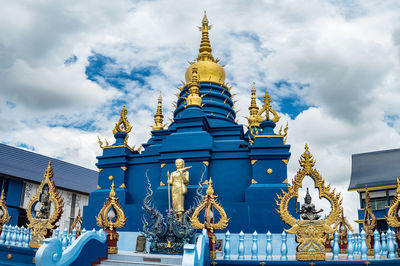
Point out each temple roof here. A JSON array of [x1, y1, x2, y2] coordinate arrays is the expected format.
[[348, 148, 400, 191], [0, 143, 97, 194]]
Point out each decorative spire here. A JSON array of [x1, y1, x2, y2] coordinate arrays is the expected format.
[[246, 83, 263, 128], [197, 11, 214, 62], [257, 89, 280, 123], [152, 93, 164, 131], [206, 177, 214, 196], [299, 144, 316, 172], [44, 160, 54, 180], [185, 68, 203, 107]]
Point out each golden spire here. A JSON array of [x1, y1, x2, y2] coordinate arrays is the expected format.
[[197, 11, 214, 62], [185, 67, 203, 107], [152, 93, 164, 131], [206, 177, 214, 195], [246, 83, 263, 128]]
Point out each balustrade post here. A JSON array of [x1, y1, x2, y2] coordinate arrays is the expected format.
[[360, 229, 368, 260], [332, 231, 340, 261], [251, 231, 258, 260], [347, 231, 354, 260], [71, 229, 77, 244], [238, 231, 245, 260], [381, 232, 387, 257], [388, 229, 396, 259], [224, 231, 231, 260], [280, 231, 287, 261], [62, 228, 68, 250], [373, 230, 381, 260], [266, 231, 272, 261], [10, 225, 16, 246], [15, 227, 21, 247], [0, 225, 6, 244], [54, 228, 60, 240]]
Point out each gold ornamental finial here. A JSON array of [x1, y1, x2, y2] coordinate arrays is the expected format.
[[197, 11, 214, 62], [112, 106, 132, 135], [110, 181, 116, 198], [257, 89, 280, 123], [152, 93, 164, 131], [246, 83, 263, 128], [206, 177, 214, 195], [299, 144, 316, 171], [185, 68, 203, 107], [44, 161, 54, 180]]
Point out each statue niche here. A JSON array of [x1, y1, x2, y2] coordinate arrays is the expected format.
[[298, 188, 323, 221]]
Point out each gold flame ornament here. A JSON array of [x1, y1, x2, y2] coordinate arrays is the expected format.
[[326, 208, 353, 253], [112, 105, 132, 145], [96, 182, 127, 254], [26, 161, 64, 248], [191, 178, 229, 260], [0, 189, 10, 234], [386, 178, 400, 256], [257, 89, 280, 123], [275, 144, 342, 261], [363, 186, 377, 255], [70, 208, 83, 237], [245, 83, 263, 129]]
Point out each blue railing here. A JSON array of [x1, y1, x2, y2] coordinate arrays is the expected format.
[[182, 229, 209, 266]]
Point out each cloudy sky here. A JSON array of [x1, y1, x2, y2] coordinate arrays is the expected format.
[[1, 0, 400, 228]]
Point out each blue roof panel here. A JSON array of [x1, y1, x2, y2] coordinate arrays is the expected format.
[[0, 143, 97, 194]]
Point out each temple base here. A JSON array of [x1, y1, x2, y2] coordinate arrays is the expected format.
[[296, 251, 325, 261]]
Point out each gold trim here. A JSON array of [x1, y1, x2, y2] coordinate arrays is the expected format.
[[251, 160, 258, 165], [108, 176, 113, 181], [267, 168, 273, 174], [251, 179, 258, 184], [97, 185, 101, 190], [203, 161, 209, 166], [282, 178, 288, 184], [7, 254, 11, 260], [161, 163, 166, 168], [254, 135, 283, 138], [348, 184, 396, 191], [160, 181, 165, 187], [103, 144, 135, 152], [282, 159, 288, 165], [119, 184, 126, 189], [98, 168, 103, 173], [120, 167, 127, 171]]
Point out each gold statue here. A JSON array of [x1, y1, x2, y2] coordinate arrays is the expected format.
[[167, 159, 191, 220]]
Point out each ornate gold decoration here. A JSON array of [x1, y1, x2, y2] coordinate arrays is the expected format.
[[251, 179, 258, 184], [282, 178, 288, 184], [185, 12, 225, 85], [282, 159, 288, 165], [97, 185, 101, 189], [203, 161, 209, 166], [26, 161, 64, 248], [185, 68, 204, 107], [267, 168, 273, 174], [386, 178, 400, 255], [161, 163, 166, 168], [152, 93, 164, 130], [121, 166, 127, 171], [191, 178, 229, 231], [119, 184, 126, 189], [276, 144, 342, 261], [112, 105, 132, 145], [108, 176, 113, 181], [70, 209, 82, 237], [282, 122, 288, 144], [96, 182, 127, 254], [363, 186, 377, 255], [98, 136, 104, 149], [7, 254, 11, 260], [191, 177, 229, 260], [0, 189, 10, 232], [258, 89, 280, 123], [98, 168, 103, 173], [251, 160, 258, 165], [160, 181, 166, 187], [330, 208, 353, 253], [246, 83, 264, 129]]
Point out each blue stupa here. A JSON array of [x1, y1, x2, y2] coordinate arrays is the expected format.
[[83, 13, 293, 233]]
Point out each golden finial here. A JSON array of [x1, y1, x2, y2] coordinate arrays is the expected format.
[[206, 177, 214, 195], [257, 89, 280, 123], [44, 160, 54, 180], [197, 11, 214, 62], [246, 83, 263, 128], [112, 106, 132, 135], [185, 67, 203, 107], [110, 182, 116, 198], [152, 93, 164, 131], [299, 144, 316, 171]]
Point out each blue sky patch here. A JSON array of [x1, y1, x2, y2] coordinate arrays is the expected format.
[[64, 55, 77, 65], [6, 101, 16, 109], [16, 143, 36, 151]]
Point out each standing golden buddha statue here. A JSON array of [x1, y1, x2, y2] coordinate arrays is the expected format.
[[167, 159, 191, 221]]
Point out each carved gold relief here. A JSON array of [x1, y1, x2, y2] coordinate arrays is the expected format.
[[70, 209, 83, 237], [275, 144, 342, 261], [0, 189, 10, 233], [26, 161, 64, 248], [363, 187, 377, 255], [191, 178, 229, 232], [386, 178, 400, 255]]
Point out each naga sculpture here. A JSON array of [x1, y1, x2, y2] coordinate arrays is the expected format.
[[386, 178, 400, 256]]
